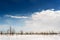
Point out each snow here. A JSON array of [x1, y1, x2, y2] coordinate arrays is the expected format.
[[0, 35, 60, 40]]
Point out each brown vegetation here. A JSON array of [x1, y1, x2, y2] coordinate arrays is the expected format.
[[0, 27, 60, 35]]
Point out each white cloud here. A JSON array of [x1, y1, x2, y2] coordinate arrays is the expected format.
[[21, 9, 60, 32], [3, 9, 60, 32], [5, 15, 28, 18]]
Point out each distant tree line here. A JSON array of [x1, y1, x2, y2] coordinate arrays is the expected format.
[[0, 27, 60, 35]]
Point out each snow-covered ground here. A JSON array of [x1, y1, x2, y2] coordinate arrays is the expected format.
[[0, 35, 60, 40]]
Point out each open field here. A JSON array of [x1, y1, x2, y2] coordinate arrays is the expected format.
[[0, 35, 60, 40]]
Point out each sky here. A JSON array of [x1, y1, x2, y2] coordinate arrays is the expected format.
[[0, 0, 60, 32]]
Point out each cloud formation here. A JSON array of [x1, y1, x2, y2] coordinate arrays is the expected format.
[[5, 15, 28, 18], [21, 9, 60, 32], [2, 9, 60, 32]]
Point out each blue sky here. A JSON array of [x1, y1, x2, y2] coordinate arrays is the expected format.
[[0, 0, 60, 32], [0, 0, 60, 16]]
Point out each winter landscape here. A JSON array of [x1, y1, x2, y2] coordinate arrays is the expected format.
[[0, 35, 60, 40], [0, 0, 60, 40], [0, 27, 60, 40]]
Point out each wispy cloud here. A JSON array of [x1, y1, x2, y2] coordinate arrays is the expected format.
[[5, 15, 28, 18]]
